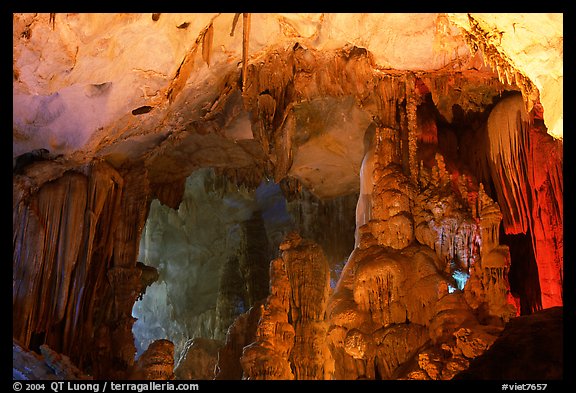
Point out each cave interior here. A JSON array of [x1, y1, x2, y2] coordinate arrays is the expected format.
[[12, 13, 564, 381]]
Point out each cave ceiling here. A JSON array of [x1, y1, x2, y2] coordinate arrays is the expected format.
[[12, 13, 563, 199]]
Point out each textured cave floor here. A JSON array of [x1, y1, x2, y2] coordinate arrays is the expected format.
[[454, 306, 563, 380], [12, 307, 568, 382]]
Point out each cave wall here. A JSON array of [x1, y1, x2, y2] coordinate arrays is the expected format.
[[13, 160, 150, 378], [484, 94, 563, 309]]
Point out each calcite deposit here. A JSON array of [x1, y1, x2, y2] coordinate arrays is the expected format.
[[134, 339, 175, 380], [13, 13, 563, 381], [13, 340, 91, 380], [174, 338, 222, 380], [241, 233, 332, 380]]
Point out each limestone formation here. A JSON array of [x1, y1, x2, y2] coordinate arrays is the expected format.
[[485, 94, 563, 309], [12, 13, 562, 381], [326, 120, 517, 380], [13, 340, 91, 380], [241, 233, 332, 380], [214, 303, 263, 380], [174, 338, 222, 380], [135, 339, 175, 380]]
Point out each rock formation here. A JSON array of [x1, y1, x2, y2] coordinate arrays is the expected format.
[[174, 338, 222, 380], [134, 339, 175, 380], [454, 306, 563, 380], [214, 302, 263, 380], [12, 13, 563, 381], [485, 94, 563, 309], [241, 232, 332, 379], [13, 340, 92, 380], [326, 120, 517, 380]]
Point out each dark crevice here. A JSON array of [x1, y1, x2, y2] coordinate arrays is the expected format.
[[501, 227, 542, 315]]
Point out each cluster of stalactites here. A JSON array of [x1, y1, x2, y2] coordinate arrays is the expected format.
[[413, 153, 481, 275], [13, 161, 123, 355], [486, 94, 563, 308], [13, 158, 157, 379], [458, 14, 540, 115], [242, 43, 408, 186]]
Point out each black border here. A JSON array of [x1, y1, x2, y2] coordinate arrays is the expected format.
[[7, 5, 573, 391]]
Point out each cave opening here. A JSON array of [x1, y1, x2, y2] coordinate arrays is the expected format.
[[501, 228, 542, 315], [131, 167, 357, 370], [29, 332, 46, 355]]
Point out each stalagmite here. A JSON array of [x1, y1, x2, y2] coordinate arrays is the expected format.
[[135, 339, 175, 380], [464, 184, 517, 321], [241, 233, 332, 380], [240, 257, 295, 380]]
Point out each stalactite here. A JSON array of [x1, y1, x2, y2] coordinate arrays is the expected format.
[[406, 73, 419, 185], [113, 165, 150, 269], [13, 171, 86, 347], [85, 164, 152, 378], [526, 123, 563, 309], [486, 95, 531, 234], [201, 22, 214, 67], [374, 75, 406, 129], [10, 158, 154, 377], [456, 14, 539, 115], [241, 14, 251, 92], [420, 72, 509, 125], [166, 16, 220, 103], [243, 44, 410, 188], [13, 160, 125, 375], [149, 179, 186, 210], [486, 94, 563, 308]]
